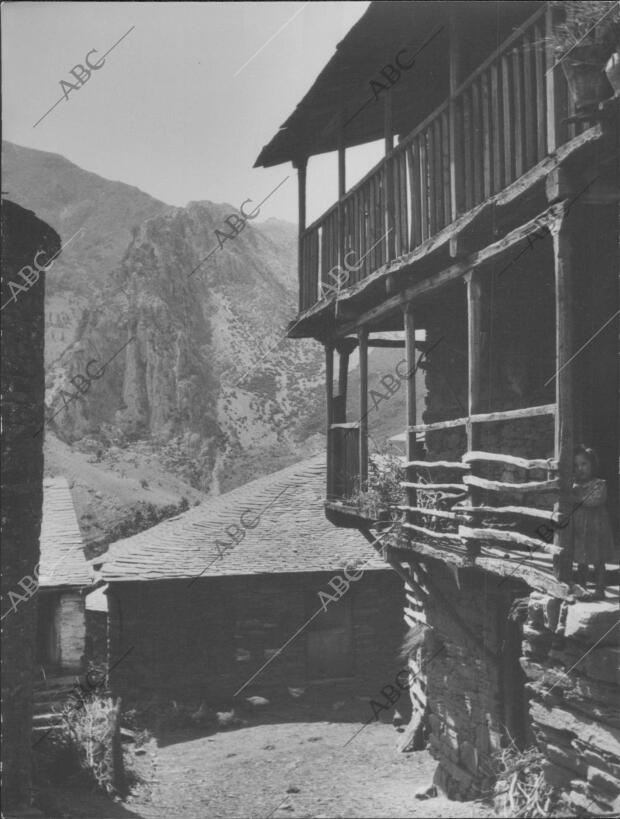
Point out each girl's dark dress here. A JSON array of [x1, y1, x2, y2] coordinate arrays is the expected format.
[[571, 478, 616, 565]]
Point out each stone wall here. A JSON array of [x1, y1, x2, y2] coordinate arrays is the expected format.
[[107, 569, 404, 707], [1, 201, 60, 808], [522, 593, 620, 815], [410, 560, 531, 800]]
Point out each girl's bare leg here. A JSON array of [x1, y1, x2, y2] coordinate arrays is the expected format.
[[575, 563, 588, 588]]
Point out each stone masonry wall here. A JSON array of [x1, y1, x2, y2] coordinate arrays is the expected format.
[[522, 594, 620, 815], [108, 569, 404, 707], [418, 561, 530, 800], [1, 202, 60, 808]]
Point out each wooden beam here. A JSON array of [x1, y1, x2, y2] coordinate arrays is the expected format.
[[459, 526, 561, 555], [404, 460, 470, 470], [463, 451, 558, 471], [464, 474, 560, 494], [460, 505, 561, 524], [551, 219, 574, 582], [402, 521, 464, 543], [358, 327, 368, 488], [397, 505, 468, 521], [401, 482, 466, 491]]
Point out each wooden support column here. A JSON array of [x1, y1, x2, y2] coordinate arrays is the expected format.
[[358, 327, 369, 490], [295, 158, 308, 313], [404, 304, 417, 514], [384, 90, 396, 261], [326, 342, 334, 499], [465, 270, 482, 557], [335, 337, 357, 423], [551, 220, 574, 582]]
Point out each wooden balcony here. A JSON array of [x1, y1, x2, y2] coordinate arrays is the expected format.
[[298, 5, 599, 316]]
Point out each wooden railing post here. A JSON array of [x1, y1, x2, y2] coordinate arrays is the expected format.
[[295, 157, 308, 313], [358, 327, 369, 491], [551, 218, 574, 583]]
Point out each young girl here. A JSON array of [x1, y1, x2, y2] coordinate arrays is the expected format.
[[571, 445, 616, 600]]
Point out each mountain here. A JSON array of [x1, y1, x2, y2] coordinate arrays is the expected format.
[[3, 141, 327, 538], [3, 142, 422, 547]]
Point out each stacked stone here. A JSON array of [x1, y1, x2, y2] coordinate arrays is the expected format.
[[522, 593, 620, 816]]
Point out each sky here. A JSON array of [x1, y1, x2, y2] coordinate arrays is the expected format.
[[2, 1, 385, 225]]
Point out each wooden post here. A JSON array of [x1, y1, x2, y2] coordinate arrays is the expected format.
[[295, 158, 308, 313], [552, 219, 574, 582], [465, 270, 482, 556], [358, 327, 369, 491], [404, 304, 417, 515], [336, 337, 357, 416], [384, 90, 396, 261], [326, 342, 334, 498]]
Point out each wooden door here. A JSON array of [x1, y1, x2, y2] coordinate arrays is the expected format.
[[306, 591, 354, 680]]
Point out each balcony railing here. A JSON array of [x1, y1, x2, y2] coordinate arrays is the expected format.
[[299, 5, 588, 313]]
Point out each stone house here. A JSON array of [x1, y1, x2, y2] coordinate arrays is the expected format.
[[36, 477, 95, 674], [254, 0, 619, 812], [93, 454, 405, 706]]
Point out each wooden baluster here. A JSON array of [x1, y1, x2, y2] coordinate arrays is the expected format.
[[481, 72, 492, 199], [420, 134, 429, 240], [448, 11, 463, 221], [441, 110, 451, 228], [513, 45, 524, 179], [471, 81, 483, 206], [490, 63, 503, 193], [501, 54, 513, 185], [534, 22, 547, 162], [398, 152, 408, 255], [545, 5, 558, 154], [410, 140, 422, 248], [463, 91, 473, 211], [523, 31, 536, 169], [433, 118, 442, 232]]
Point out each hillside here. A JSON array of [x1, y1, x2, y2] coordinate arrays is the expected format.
[[4, 141, 423, 543]]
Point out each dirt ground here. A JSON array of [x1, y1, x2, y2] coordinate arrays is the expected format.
[[39, 697, 494, 819]]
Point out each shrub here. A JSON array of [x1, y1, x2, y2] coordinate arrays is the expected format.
[[56, 695, 125, 795]]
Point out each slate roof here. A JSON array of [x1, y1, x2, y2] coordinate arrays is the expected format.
[[94, 454, 389, 582], [40, 477, 93, 588]]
